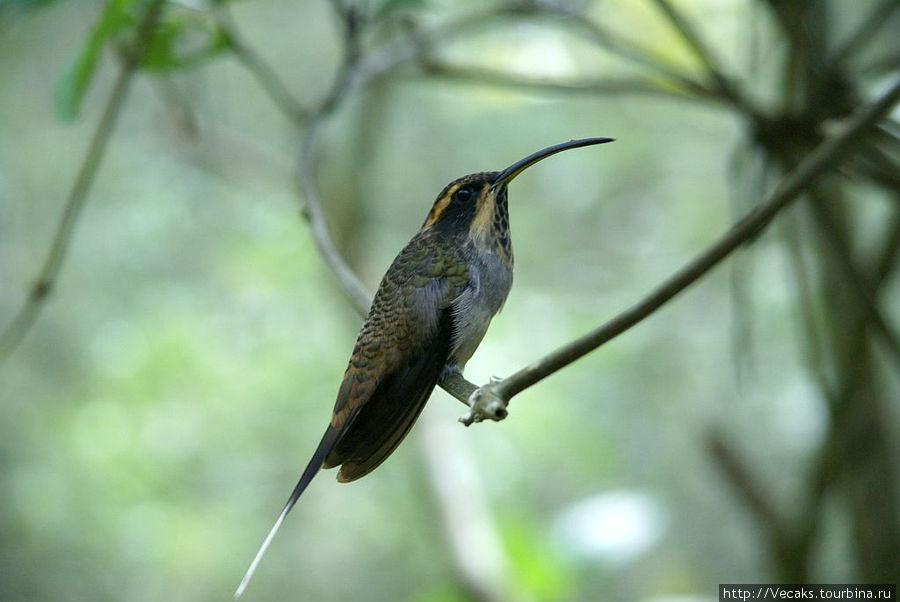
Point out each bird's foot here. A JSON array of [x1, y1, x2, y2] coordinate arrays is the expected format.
[[459, 376, 509, 426]]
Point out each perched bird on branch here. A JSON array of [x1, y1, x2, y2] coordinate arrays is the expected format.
[[235, 137, 614, 597]]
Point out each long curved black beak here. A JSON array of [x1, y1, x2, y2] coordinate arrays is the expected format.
[[491, 137, 615, 188]]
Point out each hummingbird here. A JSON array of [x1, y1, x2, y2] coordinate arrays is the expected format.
[[235, 137, 613, 597]]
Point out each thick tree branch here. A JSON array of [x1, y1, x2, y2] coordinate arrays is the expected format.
[[0, 0, 165, 366], [458, 78, 900, 425]]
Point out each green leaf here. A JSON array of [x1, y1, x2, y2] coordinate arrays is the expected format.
[[141, 11, 230, 72], [54, 0, 134, 121]]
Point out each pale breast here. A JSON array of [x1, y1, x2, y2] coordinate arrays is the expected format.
[[448, 248, 513, 369]]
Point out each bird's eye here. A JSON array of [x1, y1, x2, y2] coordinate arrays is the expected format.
[[453, 186, 474, 203]]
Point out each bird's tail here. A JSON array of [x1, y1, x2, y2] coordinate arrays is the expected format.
[[234, 425, 340, 598]]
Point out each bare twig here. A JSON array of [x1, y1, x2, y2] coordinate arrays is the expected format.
[[292, 2, 371, 316], [198, 0, 500, 402], [649, 0, 748, 109], [318, 0, 364, 114], [223, 2, 667, 131], [215, 8, 308, 125], [530, 2, 719, 100], [707, 429, 784, 535], [385, 2, 726, 104], [417, 62, 709, 103], [297, 120, 373, 316], [872, 209, 900, 289], [707, 428, 812, 581], [863, 51, 900, 77], [357, 4, 540, 90], [851, 141, 900, 192], [830, 0, 900, 68], [806, 189, 900, 370], [0, 0, 165, 366], [458, 78, 900, 425], [778, 212, 836, 401], [290, 4, 486, 398]]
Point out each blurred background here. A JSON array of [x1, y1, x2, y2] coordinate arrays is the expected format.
[[0, 0, 898, 600]]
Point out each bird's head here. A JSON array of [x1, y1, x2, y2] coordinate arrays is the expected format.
[[421, 137, 614, 248]]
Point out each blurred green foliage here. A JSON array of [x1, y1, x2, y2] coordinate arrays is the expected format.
[[54, 0, 134, 119], [55, 0, 229, 120], [1, 0, 898, 601]]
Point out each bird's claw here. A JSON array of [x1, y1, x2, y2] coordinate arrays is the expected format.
[[458, 377, 509, 426]]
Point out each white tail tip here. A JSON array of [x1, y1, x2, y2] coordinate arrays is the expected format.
[[234, 509, 288, 598]]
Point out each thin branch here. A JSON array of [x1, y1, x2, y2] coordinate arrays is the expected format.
[[458, 78, 900, 425], [201, 1, 497, 395], [215, 8, 308, 125], [806, 191, 900, 370], [417, 61, 711, 103], [357, 4, 542, 91], [881, 119, 900, 141], [779, 182, 900, 414], [0, 0, 165, 366], [706, 429, 785, 536], [287, 1, 484, 397], [286, 18, 508, 396], [378, 2, 726, 104], [863, 51, 900, 77], [297, 120, 373, 316], [707, 428, 813, 581], [851, 141, 900, 192], [872, 209, 900, 289], [318, 0, 364, 115], [293, 4, 372, 316], [830, 0, 900, 69], [649, 0, 748, 110], [216, 4, 522, 124], [778, 211, 836, 402], [533, 2, 720, 101]]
